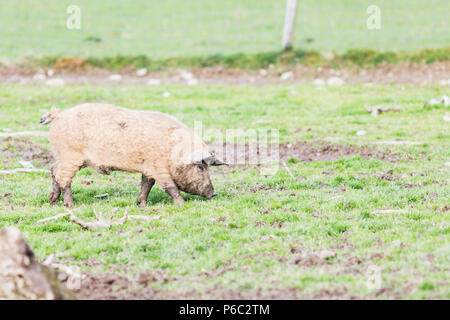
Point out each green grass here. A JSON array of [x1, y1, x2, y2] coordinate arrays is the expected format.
[[21, 47, 449, 71], [1, 0, 449, 61], [0, 83, 449, 299]]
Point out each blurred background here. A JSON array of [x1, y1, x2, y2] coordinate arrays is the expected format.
[[1, 0, 449, 60]]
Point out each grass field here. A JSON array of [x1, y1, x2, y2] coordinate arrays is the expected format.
[[0, 83, 448, 299], [1, 0, 449, 60]]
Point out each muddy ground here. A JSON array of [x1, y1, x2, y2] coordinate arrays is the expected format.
[[207, 140, 403, 169], [76, 272, 338, 299], [0, 61, 449, 85], [1, 58, 447, 299], [1, 136, 405, 172], [0, 137, 53, 168], [1, 136, 414, 299], [1, 136, 418, 299], [72, 245, 404, 300]]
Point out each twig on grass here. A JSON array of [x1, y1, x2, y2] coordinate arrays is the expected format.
[[376, 140, 421, 146], [70, 207, 129, 230], [0, 131, 49, 137], [36, 207, 161, 230], [0, 168, 49, 174], [93, 193, 109, 199], [371, 209, 408, 214], [36, 212, 71, 224], [282, 162, 295, 180], [42, 254, 85, 282], [364, 105, 402, 116], [128, 214, 162, 221], [326, 195, 344, 201]]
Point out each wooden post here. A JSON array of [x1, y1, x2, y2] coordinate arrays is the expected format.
[[282, 0, 299, 50]]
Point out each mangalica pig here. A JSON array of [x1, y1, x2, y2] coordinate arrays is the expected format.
[[41, 104, 225, 207]]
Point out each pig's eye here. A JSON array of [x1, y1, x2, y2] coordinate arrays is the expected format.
[[197, 165, 204, 171]]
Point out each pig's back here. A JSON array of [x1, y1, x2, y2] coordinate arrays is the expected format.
[[49, 104, 192, 169]]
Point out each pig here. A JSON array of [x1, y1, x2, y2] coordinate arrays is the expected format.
[[41, 104, 225, 207]]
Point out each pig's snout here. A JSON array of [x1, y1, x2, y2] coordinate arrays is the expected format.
[[206, 190, 217, 199]]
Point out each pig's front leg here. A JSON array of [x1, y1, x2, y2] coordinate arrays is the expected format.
[[155, 175, 185, 206], [165, 185, 185, 205], [137, 175, 155, 207]]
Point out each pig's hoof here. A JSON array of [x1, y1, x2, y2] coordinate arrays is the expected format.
[[64, 201, 74, 208], [173, 198, 185, 206], [137, 200, 147, 207], [49, 193, 59, 205]]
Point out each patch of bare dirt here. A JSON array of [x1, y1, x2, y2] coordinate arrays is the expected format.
[[73, 263, 409, 299], [436, 205, 450, 213], [0, 137, 53, 168], [75, 272, 308, 300], [312, 287, 356, 299], [249, 183, 288, 193], [202, 285, 304, 299], [77, 272, 169, 300], [292, 250, 337, 267], [0, 60, 449, 85], [209, 140, 401, 168], [377, 169, 398, 181], [279, 141, 401, 163]]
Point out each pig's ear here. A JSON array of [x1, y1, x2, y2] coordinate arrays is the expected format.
[[191, 151, 227, 166], [203, 154, 227, 166], [191, 151, 209, 165], [191, 150, 228, 166]]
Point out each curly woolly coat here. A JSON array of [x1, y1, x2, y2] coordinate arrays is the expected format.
[[44, 103, 224, 207]]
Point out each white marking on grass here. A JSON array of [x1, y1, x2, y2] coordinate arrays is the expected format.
[[43, 253, 84, 290], [36, 212, 71, 224], [93, 193, 109, 199], [324, 136, 342, 141], [376, 140, 420, 146], [0, 168, 48, 174], [33, 74, 46, 81], [128, 215, 162, 221], [109, 74, 122, 81], [45, 78, 65, 86], [443, 113, 450, 122], [280, 71, 294, 81], [327, 77, 345, 86], [136, 68, 148, 77], [312, 78, 325, 86], [147, 78, 161, 86], [19, 160, 34, 169], [327, 195, 344, 201], [366, 265, 382, 290], [371, 209, 408, 214], [356, 130, 366, 136], [0, 131, 48, 137], [282, 162, 295, 180]]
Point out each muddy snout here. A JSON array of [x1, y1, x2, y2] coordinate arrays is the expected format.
[[200, 183, 216, 199], [201, 185, 216, 199], [208, 191, 217, 199]]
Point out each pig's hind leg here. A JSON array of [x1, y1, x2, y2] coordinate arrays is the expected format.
[[49, 165, 61, 205], [54, 157, 83, 207], [137, 175, 155, 207]]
